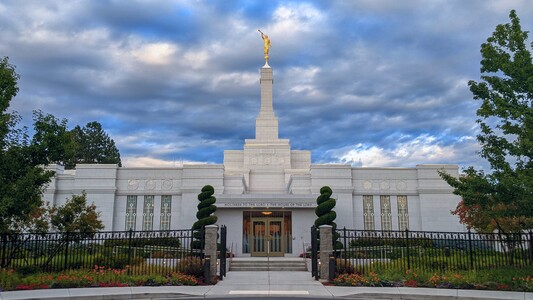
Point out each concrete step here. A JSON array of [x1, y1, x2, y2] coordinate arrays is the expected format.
[[229, 259, 308, 271], [231, 262, 305, 266], [230, 267, 307, 272]]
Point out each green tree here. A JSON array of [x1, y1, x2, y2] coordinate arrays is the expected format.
[[0, 57, 55, 234], [0, 56, 19, 148], [192, 185, 217, 249], [440, 10, 533, 234], [30, 110, 75, 166], [49, 192, 104, 236], [66, 121, 121, 169]]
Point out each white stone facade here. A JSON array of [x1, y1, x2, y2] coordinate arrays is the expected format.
[[44, 65, 463, 256]]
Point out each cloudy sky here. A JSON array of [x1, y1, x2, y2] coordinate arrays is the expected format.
[[1, 1, 531, 170]]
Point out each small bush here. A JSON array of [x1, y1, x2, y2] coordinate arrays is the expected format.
[[429, 260, 448, 271], [0, 269, 19, 290], [94, 254, 142, 269], [349, 237, 432, 248], [335, 258, 355, 275], [168, 272, 198, 286], [334, 272, 385, 287], [134, 275, 166, 286], [15, 265, 40, 276], [178, 256, 204, 277], [104, 237, 181, 248]]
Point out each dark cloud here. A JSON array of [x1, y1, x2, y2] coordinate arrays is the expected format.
[[1, 0, 531, 170]]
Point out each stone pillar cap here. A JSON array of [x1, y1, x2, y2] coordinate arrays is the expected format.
[[205, 224, 219, 228], [319, 225, 333, 228]]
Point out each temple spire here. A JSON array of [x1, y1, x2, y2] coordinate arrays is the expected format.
[[255, 66, 279, 140]]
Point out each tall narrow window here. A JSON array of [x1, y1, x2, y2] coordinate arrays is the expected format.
[[125, 195, 137, 230], [397, 195, 409, 230], [362, 195, 375, 230], [142, 195, 154, 231], [380, 195, 392, 231], [160, 195, 172, 230]]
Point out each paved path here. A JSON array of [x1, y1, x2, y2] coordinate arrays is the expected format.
[[207, 271, 330, 297]]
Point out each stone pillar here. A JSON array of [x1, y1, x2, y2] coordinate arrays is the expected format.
[[205, 225, 218, 278], [319, 225, 333, 280]]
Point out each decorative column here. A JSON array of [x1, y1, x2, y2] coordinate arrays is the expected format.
[[205, 225, 218, 278], [319, 225, 333, 280]]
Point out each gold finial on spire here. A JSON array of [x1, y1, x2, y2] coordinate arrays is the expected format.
[[258, 29, 271, 62]]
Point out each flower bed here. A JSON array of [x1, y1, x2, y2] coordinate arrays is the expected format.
[[0, 265, 199, 291], [332, 267, 533, 292]]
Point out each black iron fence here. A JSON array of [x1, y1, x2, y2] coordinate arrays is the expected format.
[[219, 225, 227, 279], [0, 229, 203, 276], [333, 228, 533, 274], [311, 226, 319, 280]]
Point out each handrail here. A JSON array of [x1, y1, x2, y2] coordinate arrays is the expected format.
[[302, 242, 308, 271], [230, 242, 234, 264], [267, 240, 270, 271]]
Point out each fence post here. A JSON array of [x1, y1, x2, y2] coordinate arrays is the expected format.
[[328, 254, 336, 281], [529, 232, 533, 265], [1, 233, 6, 268], [311, 226, 318, 280], [204, 225, 218, 283], [405, 229, 410, 270], [220, 225, 227, 279], [204, 256, 211, 284], [468, 229, 474, 270], [343, 227, 347, 267], [190, 228, 194, 257], [127, 229, 133, 275], [319, 225, 333, 280], [64, 231, 70, 271]]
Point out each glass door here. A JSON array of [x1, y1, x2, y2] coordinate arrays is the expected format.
[[251, 219, 266, 255], [268, 219, 283, 256], [250, 217, 284, 257]]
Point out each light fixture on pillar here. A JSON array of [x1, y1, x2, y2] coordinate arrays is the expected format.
[[261, 211, 273, 216]]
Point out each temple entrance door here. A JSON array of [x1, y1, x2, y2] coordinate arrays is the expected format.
[[250, 217, 284, 257]]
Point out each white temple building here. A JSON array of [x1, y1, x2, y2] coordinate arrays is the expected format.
[[44, 63, 463, 257]]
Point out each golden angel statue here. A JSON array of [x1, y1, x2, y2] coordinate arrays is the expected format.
[[258, 29, 271, 61]]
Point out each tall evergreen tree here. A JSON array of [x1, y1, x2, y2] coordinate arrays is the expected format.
[[66, 121, 122, 169]]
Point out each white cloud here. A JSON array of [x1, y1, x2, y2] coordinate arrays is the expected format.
[[183, 49, 210, 69], [328, 134, 479, 167], [268, 3, 326, 42], [210, 71, 257, 90], [122, 156, 208, 168], [285, 66, 323, 99], [132, 42, 178, 65]]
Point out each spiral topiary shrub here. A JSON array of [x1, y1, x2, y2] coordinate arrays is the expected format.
[[314, 186, 342, 249], [314, 186, 336, 228], [192, 185, 218, 249]]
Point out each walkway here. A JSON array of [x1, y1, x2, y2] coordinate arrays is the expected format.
[[209, 271, 329, 297]]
